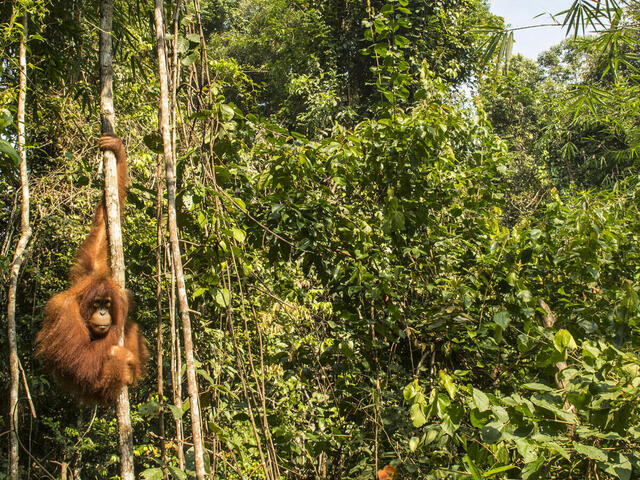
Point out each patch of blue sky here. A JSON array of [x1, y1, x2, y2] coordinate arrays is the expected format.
[[489, 1, 575, 59]]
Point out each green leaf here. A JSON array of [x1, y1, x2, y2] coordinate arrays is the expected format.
[[521, 456, 544, 480], [212, 166, 230, 186], [0, 140, 20, 167], [192, 287, 206, 299], [483, 465, 516, 477], [554, 329, 578, 351], [140, 468, 164, 480], [410, 403, 427, 428], [215, 288, 231, 308], [394, 35, 410, 49], [442, 402, 464, 435], [374, 42, 388, 57], [423, 428, 438, 445], [522, 383, 554, 392], [181, 51, 199, 67], [516, 289, 532, 303], [409, 436, 420, 452], [516, 437, 538, 463], [480, 423, 502, 444], [464, 454, 483, 480], [220, 103, 235, 120], [138, 401, 162, 417], [439, 371, 457, 399], [167, 466, 187, 480], [473, 388, 490, 412], [175, 36, 190, 54], [531, 395, 577, 422], [403, 380, 421, 402], [545, 441, 570, 461], [196, 368, 216, 388], [186, 33, 201, 43], [573, 441, 608, 462], [493, 311, 510, 329], [168, 404, 184, 420], [0, 109, 12, 130], [231, 227, 246, 244], [602, 452, 631, 480]]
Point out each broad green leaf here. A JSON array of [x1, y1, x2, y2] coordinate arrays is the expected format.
[[445, 403, 464, 434], [0, 140, 20, 167], [544, 441, 571, 461], [480, 423, 502, 444], [374, 42, 388, 57], [554, 329, 578, 351], [0, 109, 12, 129], [192, 287, 206, 299], [439, 371, 457, 399], [140, 468, 164, 480], [186, 33, 201, 43], [394, 35, 410, 48], [515, 437, 538, 463], [424, 429, 438, 445], [410, 403, 427, 428], [531, 395, 577, 422], [441, 413, 455, 436], [215, 288, 231, 308], [516, 289, 532, 302], [409, 436, 420, 452], [473, 388, 490, 412], [220, 103, 235, 120], [573, 441, 607, 462], [601, 452, 631, 480], [403, 380, 421, 402], [464, 454, 483, 480], [168, 466, 187, 480], [380, 4, 394, 16], [168, 404, 184, 420], [175, 36, 189, 54], [138, 401, 161, 417], [493, 311, 510, 329], [231, 227, 246, 244], [521, 456, 544, 480], [181, 51, 199, 67]]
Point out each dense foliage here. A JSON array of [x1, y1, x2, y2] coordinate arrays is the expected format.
[[1, 0, 640, 479]]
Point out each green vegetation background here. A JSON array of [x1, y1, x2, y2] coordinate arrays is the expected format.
[[1, 0, 640, 478]]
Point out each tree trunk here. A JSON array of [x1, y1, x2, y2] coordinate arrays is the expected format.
[[169, 246, 185, 470], [156, 158, 168, 480], [99, 1, 135, 478], [153, 2, 206, 478], [7, 15, 31, 480]]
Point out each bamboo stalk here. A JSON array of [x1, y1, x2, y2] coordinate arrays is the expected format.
[[99, 1, 135, 478], [156, 158, 168, 480], [153, 2, 206, 477], [169, 243, 185, 469], [8, 14, 32, 480]]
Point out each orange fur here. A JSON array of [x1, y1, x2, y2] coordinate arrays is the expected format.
[[36, 135, 148, 404], [377, 465, 397, 480]]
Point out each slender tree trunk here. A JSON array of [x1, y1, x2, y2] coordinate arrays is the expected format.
[[169, 246, 185, 470], [99, 1, 135, 478], [169, 16, 185, 470], [7, 15, 31, 480], [155, 159, 168, 480], [154, 3, 206, 478]]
